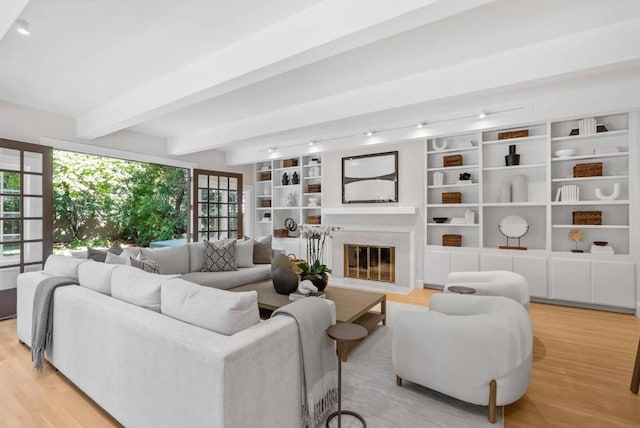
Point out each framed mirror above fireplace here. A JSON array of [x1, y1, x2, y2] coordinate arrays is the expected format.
[[342, 151, 398, 203]]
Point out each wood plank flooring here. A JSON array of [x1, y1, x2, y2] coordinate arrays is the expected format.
[[1, 289, 639, 427]]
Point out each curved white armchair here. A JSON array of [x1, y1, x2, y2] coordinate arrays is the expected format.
[[445, 270, 530, 308], [392, 294, 533, 423]]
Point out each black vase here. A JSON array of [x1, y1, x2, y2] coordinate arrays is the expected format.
[[291, 171, 299, 185], [272, 268, 299, 295], [308, 274, 329, 292], [505, 144, 520, 166], [281, 173, 289, 185]]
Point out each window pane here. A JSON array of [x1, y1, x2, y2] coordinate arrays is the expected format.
[[198, 174, 208, 188], [24, 197, 42, 217], [199, 189, 209, 201], [24, 174, 43, 196], [229, 218, 238, 230], [229, 191, 238, 204], [23, 152, 43, 173], [24, 263, 43, 272], [198, 218, 208, 231], [24, 220, 42, 240], [0, 148, 20, 171], [219, 190, 228, 203], [228, 231, 237, 239], [209, 190, 218, 203], [209, 218, 218, 231], [1, 196, 20, 217], [219, 204, 228, 217], [229, 177, 238, 190], [1, 220, 20, 242], [208, 176, 218, 188], [0, 243, 20, 267], [209, 204, 219, 216], [219, 231, 228, 239], [229, 204, 238, 216], [24, 241, 42, 263], [1, 172, 20, 193], [198, 204, 208, 216], [219, 176, 228, 189], [219, 218, 228, 231]]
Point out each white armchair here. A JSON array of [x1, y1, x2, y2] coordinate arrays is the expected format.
[[445, 270, 530, 307], [392, 294, 533, 423]]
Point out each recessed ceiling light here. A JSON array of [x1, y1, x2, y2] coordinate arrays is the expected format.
[[267, 146, 275, 153], [15, 19, 30, 36], [478, 111, 487, 119], [417, 122, 426, 129], [309, 140, 316, 146], [364, 131, 374, 136]]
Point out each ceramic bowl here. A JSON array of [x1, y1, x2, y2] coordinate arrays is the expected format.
[[555, 149, 576, 158], [433, 217, 448, 223], [593, 241, 608, 246]]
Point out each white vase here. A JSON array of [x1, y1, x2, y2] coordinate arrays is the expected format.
[[499, 183, 511, 203], [512, 174, 528, 202]]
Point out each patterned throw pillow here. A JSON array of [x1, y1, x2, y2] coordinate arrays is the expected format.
[[202, 240, 237, 272], [128, 256, 160, 274]]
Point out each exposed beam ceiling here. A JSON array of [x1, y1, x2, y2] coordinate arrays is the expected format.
[[1, 0, 640, 163]]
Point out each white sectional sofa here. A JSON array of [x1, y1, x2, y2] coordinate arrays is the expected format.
[[17, 255, 333, 428]]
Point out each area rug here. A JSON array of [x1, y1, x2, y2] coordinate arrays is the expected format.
[[334, 301, 503, 427]]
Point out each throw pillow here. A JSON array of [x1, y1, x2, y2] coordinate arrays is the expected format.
[[233, 238, 254, 268], [128, 256, 160, 274], [105, 252, 129, 265], [252, 235, 272, 264], [108, 243, 124, 255], [202, 240, 237, 272], [87, 247, 108, 262]]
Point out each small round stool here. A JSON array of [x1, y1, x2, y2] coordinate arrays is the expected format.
[[326, 323, 367, 428], [447, 285, 476, 295]]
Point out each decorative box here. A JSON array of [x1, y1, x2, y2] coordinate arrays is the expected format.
[[307, 184, 321, 193], [443, 154, 463, 167], [274, 229, 289, 238], [573, 162, 602, 178], [283, 159, 299, 167], [498, 130, 529, 140], [307, 215, 321, 225], [260, 199, 271, 207], [259, 172, 272, 181], [442, 192, 462, 204], [442, 234, 462, 247], [573, 211, 602, 225]]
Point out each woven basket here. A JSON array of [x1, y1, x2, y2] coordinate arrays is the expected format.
[[573, 162, 602, 178], [498, 129, 529, 140], [260, 199, 271, 207], [283, 159, 299, 167], [287, 254, 304, 276], [274, 229, 289, 238], [573, 211, 602, 225], [307, 184, 321, 193], [443, 154, 463, 167], [259, 172, 272, 181], [307, 215, 321, 224], [442, 234, 462, 247], [442, 192, 462, 204]]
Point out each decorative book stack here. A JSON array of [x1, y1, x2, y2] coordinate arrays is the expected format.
[[289, 291, 326, 301], [590, 245, 614, 255]]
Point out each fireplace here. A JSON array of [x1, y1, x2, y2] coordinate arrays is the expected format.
[[344, 244, 395, 283]]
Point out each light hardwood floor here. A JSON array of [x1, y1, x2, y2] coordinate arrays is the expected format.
[[1, 290, 639, 427]]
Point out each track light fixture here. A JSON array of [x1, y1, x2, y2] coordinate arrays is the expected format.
[[15, 19, 30, 35]]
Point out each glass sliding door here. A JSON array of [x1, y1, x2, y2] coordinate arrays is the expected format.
[[0, 139, 52, 319], [192, 169, 243, 241]]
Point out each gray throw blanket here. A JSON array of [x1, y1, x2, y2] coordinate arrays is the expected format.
[[31, 276, 79, 369], [272, 297, 338, 427]]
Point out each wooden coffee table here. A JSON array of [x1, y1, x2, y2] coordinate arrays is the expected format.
[[232, 280, 386, 359]]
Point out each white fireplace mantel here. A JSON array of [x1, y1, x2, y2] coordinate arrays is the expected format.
[[323, 206, 416, 215]]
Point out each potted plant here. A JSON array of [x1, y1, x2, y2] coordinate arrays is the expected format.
[[298, 225, 337, 291]]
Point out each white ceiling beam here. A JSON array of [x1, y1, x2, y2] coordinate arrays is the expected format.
[[76, 0, 498, 139], [168, 17, 640, 155], [0, 0, 29, 40]]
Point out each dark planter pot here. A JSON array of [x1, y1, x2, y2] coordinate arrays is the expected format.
[[308, 274, 329, 292], [272, 268, 299, 295], [505, 145, 520, 166]]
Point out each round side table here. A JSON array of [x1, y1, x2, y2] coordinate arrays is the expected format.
[[447, 285, 476, 295], [326, 323, 368, 428]]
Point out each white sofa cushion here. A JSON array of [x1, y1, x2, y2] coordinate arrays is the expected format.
[[43, 255, 88, 279], [187, 242, 205, 272], [140, 245, 190, 275], [234, 239, 254, 268], [78, 260, 122, 295], [111, 265, 176, 312], [181, 265, 271, 290], [160, 278, 259, 335]]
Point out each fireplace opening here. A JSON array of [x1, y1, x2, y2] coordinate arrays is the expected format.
[[344, 244, 395, 283]]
